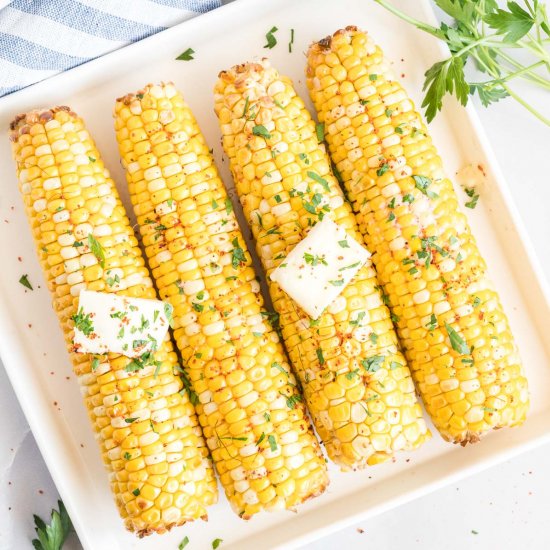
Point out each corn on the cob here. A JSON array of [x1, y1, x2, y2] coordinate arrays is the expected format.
[[306, 27, 529, 444], [9, 107, 217, 535], [214, 61, 429, 469], [114, 82, 329, 516]]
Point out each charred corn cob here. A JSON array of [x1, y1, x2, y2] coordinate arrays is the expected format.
[[9, 107, 217, 535], [114, 82, 329, 516], [214, 61, 429, 469], [306, 27, 529, 444]]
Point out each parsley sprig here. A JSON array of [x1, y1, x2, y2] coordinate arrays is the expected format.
[[31, 500, 72, 550], [375, 0, 550, 126]]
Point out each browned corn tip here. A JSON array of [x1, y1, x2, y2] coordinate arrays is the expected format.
[[9, 106, 75, 142], [116, 81, 177, 104], [314, 25, 359, 51], [217, 60, 268, 83]]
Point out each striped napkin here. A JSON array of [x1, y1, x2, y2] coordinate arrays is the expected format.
[[0, 0, 221, 97]]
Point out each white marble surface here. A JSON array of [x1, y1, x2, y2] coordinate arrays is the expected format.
[[2, 3, 550, 549]]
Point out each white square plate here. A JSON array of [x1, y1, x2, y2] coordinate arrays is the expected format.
[[1, 0, 549, 548]]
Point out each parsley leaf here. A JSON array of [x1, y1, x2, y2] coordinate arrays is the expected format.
[[32, 500, 72, 550], [264, 26, 278, 49], [485, 2, 534, 42], [252, 125, 272, 139], [307, 171, 330, 192], [445, 322, 470, 355], [19, 274, 33, 290], [87, 234, 105, 268], [176, 48, 194, 61], [413, 175, 438, 199]]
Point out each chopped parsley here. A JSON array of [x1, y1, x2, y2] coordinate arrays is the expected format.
[[252, 125, 272, 139], [307, 171, 330, 192], [444, 322, 470, 355], [345, 369, 360, 380], [464, 187, 480, 209], [179, 536, 190, 549], [225, 198, 233, 214], [264, 26, 278, 49], [132, 488, 140, 497], [376, 163, 389, 177], [87, 234, 105, 268], [369, 74, 378, 81], [176, 48, 194, 61], [338, 239, 349, 248], [125, 417, 138, 424], [338, 261, 360, 271], [316, 348, 325, 365], [106, 274, 120, 287], [164, 303, 174, 328], [286, 394, 303, 409], [72, 307, 94, 335], [18, 274, 33, 290], [361, 355, 384, 373], [288, 28, 294, 53], [413, 175, 438, 199], [267, 434, 277, 451], [304, 252, 327, 266], [426, 313, 438, 331], [329, 279, 344, 286], [315, 122, 325, 143], [231, 237, 246, 268], [91, 357, 100, 371]]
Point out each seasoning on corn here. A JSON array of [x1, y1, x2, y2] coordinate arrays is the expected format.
[[114, 82, 329, 517], [214, 60, 430, 469], [9, 107, 218, 536], [306, 27, 529, 444]]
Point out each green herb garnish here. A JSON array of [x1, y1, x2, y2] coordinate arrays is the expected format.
[[19, 274, 33, 290], [176, 48, 194, 61], [264, 26, 278, 49], [31, 500, 72, 550]]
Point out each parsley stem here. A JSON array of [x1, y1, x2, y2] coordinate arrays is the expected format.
[[471, 61, 548, 87], [373, 0, 442, 39], [496, 51, 550, 89], [472, 52, 550, 126], [501, 82, 550, 125]]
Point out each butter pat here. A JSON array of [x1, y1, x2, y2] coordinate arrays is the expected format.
[[73, 290, 172, 357], [270, 217, 370, 319]]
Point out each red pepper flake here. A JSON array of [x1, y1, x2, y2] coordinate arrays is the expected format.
[[38, 489, 44, 495], [17, 256, 22, 262], [53, 401, 58, 406], [10, 206, 14, 211], [28, 323, 32, 328], [357, 528, 365, 534], [66, 376, 70, 380], [50, 371, 54, 375], [80, 443, 85, 448], [401, 73, 405, 78]]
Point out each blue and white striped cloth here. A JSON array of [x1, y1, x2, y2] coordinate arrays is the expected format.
[[0, 0, 221, 97]]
